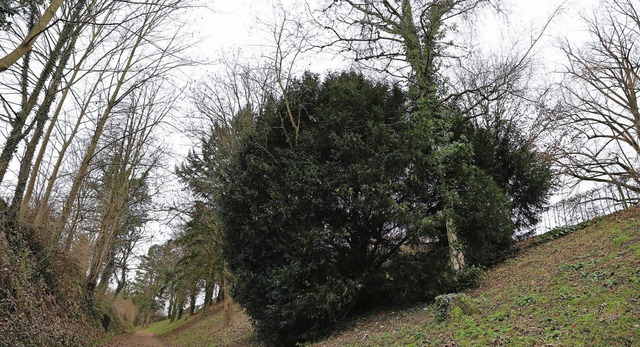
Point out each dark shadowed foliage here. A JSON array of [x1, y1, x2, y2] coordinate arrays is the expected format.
[[220, 72, 552, 346]]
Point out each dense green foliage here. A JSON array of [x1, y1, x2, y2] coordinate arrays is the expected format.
[[173, 108, 253, 313], [222, 72, 414, 345], [134, 208, 640, 347], [131, 242, 181, 325], [220, 72, 552, 346], [450, 116, 553, 264], [460, 117, 553, 231]]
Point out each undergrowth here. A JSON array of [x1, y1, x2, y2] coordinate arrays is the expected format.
[[0, 225, 109, 346]]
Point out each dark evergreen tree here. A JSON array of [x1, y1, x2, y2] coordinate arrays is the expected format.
[[222, 72, 420, 345], [220, 71, 552, 346], [463, 117, 553, 231], [174, 107, 252, 315]]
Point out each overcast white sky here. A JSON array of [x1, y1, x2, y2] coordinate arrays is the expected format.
[[191, 0, 601, 69], [166, 0, 604, 186], [170, 0, 603, 156]]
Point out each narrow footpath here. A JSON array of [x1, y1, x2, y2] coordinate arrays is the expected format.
[[100, 330, 169, 347]]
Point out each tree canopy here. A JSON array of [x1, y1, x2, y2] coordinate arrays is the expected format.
[[220, 71, 551, 345]]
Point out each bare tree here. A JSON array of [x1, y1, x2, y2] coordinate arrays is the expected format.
[[557, 0, 640, 196], [316, 0, 503, 95], [20, 0, 128, 223], [0, 0, 196, 331], [0, 3, 70, 187], [84, 80, 171, 295], [29, 2, 141, 228], [6, 1, 93, 224], [265, 6, 315, 145], [187, 54, 273, 139], [50, 0, 193, 248], [0, 0, 91, 268]]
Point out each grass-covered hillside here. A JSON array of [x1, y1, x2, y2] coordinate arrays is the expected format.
[[147, 207, 640, 347]]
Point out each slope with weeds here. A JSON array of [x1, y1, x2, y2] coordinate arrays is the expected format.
[[0, 235, 105, 346], [147, 302, 261, 347], [311, 207, 640, 346], [148, 207, 640, 346]]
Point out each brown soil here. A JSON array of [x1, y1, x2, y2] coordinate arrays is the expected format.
[[100, 330, 170, 347]]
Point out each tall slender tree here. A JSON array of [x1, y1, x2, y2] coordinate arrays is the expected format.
[[0, 0, 65, 72]]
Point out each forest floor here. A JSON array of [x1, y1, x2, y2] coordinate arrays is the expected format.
[[99, 330, 170, 347], [129, 206, 640, 346]]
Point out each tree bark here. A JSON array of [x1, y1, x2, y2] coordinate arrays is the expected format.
[[8, 4, 83, 224], [0, 225, 12, 292], [95, 247, 116, 297], [33, 80, 98, 229], [446, 215, 465, 273], [203, 277, 214, 315], [177, 298, 185, 320], [0, 45, 56, 186], [20, 2, 100, 221], [188, 287, 197, 315], [0, 0, 65, 72], [52, 16, 148, 244], [63, 189, 86, 252]]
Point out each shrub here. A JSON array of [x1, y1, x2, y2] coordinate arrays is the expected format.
[[221, 71, 551, 346]]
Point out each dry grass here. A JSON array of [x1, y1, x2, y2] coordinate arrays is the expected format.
[[112, 297, 138, 324]]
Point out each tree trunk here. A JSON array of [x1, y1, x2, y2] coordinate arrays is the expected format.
[[0, 229, 12, 292], [113, 263, 127, 299], [0, 9, 65, 186], [85, 198, 125, 295], [216, 281, 224, 304], [63, 189, 86, 252], [20, 9, 100, 221], [203, 277, 214, 315], [446, 215, 465, 273], [9, 2, 85, 226], [168, 292, 177, 322], [51, 16, 147, 245], [177, 298, 184, 320], [222, 272, 233, 327], [188, 287, 197, 316], [9, 53, 69, 223], [95, 248, 116, 297], [0, 0, 65, 72], [33, 81, 97, 229]]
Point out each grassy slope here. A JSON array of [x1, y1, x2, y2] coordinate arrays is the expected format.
[[150, 207, 640, 347], [146, 302, 260, 347]]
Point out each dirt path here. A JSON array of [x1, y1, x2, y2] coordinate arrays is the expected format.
[[100, 330, 170, 347]]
